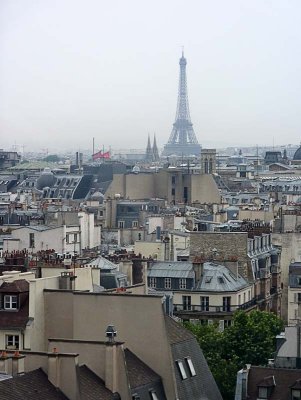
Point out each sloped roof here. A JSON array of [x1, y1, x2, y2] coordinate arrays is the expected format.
[[0, 368, 68, 400], [78, 365, 114, 400], [165, 316, 223, 400], [0, 297, 29, 330], [148, 262, 195, 279], [124, 348, 162, 389], [164, 315, 195, 345], [86, 256, 117, 270], [196, 262, 249, 292], [247, 366, 301, 400], [0, 280, 29, 293]]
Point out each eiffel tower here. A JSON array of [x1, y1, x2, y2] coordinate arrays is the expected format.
[[162, 52, 201, 157]]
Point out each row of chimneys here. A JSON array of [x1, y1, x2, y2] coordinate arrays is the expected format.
[[0, 325, 121, 399], [0, 351, 25, 376]]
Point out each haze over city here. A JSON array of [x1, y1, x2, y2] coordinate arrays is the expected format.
[[1, 0, 301, 153]]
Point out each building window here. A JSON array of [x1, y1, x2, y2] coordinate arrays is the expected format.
[[200, 296, 209, 311], [29, 232, 35, 248], [165, 278, 171, 289], [238, 294, 241, 305], [118, 221, 125, 229], [176, 360, 187, 380], [185, 357, 196, 377], [172, 175, 176, 185], [149, 278, 156, 288], [183, 295, 191, 311], [224, 319, 232, 328], [179, 278, 186, 289], [6, 335, 19, 350], [258, 386, 268, 399], [73, 233, 78, 243], [132, 221, 138, 228], [4, 295, 18, 310], [292, 389, 301, 400], [171, 188, 175, 196], [223, 297, 231, 312]]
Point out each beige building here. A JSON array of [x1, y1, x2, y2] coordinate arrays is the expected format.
[[0, 268, 98, 352], [105, 168, 220, 204], [43, 289, 222, 399], [3, 211, 101, 254]]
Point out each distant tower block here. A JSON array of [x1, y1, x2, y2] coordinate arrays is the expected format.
[[201, 149, 216, 174], [162, 52, 201, 157]]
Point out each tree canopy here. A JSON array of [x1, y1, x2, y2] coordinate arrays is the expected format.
[[42, 154, 60, 162], [184, 310, 284, 400]]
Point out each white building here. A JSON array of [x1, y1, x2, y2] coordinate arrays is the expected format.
[[3, 212, 100, 253]]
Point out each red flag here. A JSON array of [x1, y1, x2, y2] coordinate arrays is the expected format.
[[102, 151, 110, 159], [92, 150, 110, 160]]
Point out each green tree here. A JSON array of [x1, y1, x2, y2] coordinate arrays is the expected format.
[[184, 311, 284, 400], [42, 154, 60, 162]]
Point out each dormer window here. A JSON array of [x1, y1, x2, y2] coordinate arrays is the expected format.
[[257, 376, 275, 399], [149, 391, 159, 400], [4, 295, 18, 310], [176, 360, 187, 380], [258, 386, 268, 399], [185, 357, 196, 377], [292, 389, 301, 400]]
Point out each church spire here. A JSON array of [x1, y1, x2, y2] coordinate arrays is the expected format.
[[145, 134, 153, 161], [152, 133, 159, 161]]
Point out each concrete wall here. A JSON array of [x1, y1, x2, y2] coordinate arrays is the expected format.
[[27, 276, 60, 350], [190, 174, 221, 204], [238, 209, 274, 223], [134, 241, 165, 260], [105, 170, 221, 205], [44, 291, 176, 399]]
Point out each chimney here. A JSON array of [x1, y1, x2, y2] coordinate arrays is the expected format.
[[0, 351, 12, 375], [12, 351, 25, 376], [192, 257, 204, 283], [105, 325, 118, 393], [224, 260, 239, 279], [48, 347, 60, 389], [47, 347, 80, 400]]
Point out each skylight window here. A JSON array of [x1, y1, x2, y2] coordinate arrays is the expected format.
[[150, 390, 159, 400], [176, 360, 187, 380], [205, 276, 212, 283], [185, 357, 196, 377]]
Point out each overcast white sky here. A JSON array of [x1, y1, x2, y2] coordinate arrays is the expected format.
[[1, 0, 301, 154]]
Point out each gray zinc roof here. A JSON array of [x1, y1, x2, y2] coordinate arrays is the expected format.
[[148, 261, 195, 279], [196, 262, 249, 292], [85, 256, 117, 270]]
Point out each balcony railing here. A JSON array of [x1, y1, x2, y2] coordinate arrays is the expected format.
[[173, 299, 257, 314]]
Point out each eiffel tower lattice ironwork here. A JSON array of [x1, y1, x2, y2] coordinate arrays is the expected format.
[[163, 52, 201, 157]]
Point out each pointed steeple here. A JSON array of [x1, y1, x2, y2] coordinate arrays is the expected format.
[[145, 134, 153, 161], [152, 134, 159, 161]]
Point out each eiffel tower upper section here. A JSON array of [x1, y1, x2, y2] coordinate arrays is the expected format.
[[162, 52, 201, 157]]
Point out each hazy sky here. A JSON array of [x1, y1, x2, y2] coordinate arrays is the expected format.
[[1, 0, 301, 154]]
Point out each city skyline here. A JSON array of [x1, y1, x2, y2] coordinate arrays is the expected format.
[[1, 0, 301, 152]]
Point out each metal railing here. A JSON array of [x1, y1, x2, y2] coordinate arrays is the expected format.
[[173, 298, 257, 313]]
